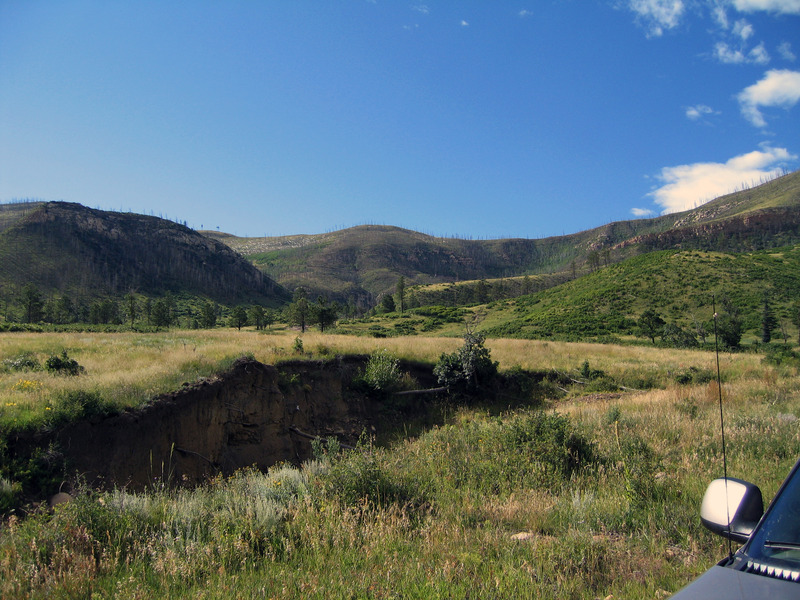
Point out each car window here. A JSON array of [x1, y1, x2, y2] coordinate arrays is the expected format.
[[745, 467, 800, 568]]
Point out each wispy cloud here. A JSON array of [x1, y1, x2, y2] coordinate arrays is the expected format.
[[685, 104, 718, 120], [713, 4, 730, 28], [412, 5, 430, 15], [714, 40, 770, 64], [518, 10, 534, 18], [647, 145, 797, 213], [732, 18, 754, 40], [731, 0, 800, 15], [737, 69, 800, 127], [778, 41, 796, 61], [460, 19, 469, 26], [625, 0, 685, 36], [626, 1, 793, 68], [709, 10, 771, 65]]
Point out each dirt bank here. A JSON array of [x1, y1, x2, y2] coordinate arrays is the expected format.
[[25, 356, 407, 491]]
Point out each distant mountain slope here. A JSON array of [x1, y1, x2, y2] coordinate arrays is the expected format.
[[210, 171, 800, 303], [0, 202, 288, 305]]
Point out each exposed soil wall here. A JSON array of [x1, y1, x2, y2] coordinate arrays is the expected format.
[[38, 356, 381, 491]]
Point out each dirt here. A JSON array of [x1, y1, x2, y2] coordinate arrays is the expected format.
[[24, 356, 405, 491]]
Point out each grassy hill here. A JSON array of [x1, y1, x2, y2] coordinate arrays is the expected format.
[[478, 246, 800, 342], [0, 201, 289, 308], [334, 244, 800, 345], [212, 171, 800, 305]]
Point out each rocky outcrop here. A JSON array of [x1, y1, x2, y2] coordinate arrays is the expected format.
[[615, 207, 800, 252]]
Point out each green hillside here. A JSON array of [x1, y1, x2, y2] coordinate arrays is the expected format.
[[336, 244, 800, 344], [476, 245, 800, 343]]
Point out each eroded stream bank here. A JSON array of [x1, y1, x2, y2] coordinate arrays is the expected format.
[[12, 356, 439, 493]]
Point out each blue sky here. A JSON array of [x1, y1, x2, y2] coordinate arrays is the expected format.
[[1, 1, 799, 239]]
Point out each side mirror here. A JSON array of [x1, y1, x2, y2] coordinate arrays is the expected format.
[[700, 477, 763, 544]]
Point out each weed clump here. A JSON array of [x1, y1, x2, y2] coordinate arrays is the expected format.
[[2, 353, 41, 372], [318, 433, 424, 508], [363, 349, 402, 393], [673, 366, 713, 385], [0, 477, 21, 514], [577, 360, 618, 392], [45, 351, 84, 376]]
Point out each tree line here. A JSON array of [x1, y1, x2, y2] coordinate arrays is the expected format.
[[1, 283, 346, 333], [637, 292, 800, 348]]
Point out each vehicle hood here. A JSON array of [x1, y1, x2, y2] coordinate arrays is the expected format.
[[671, 565, 800, 599]]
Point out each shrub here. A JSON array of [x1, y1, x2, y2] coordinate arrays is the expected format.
[[579, 360, 604, 380], [420, 318, 443, 332], [434, 330, 498, 393], [364, 349, 402, 393], [499, 366, 545, 405], [319, 434, 421, 507], [578, 360, 619, 392], [45, 351, 84, 376], [2, 353, 41, 372], [618, 435, 665, 507], [661, 323, 698, 348], [367, 324, 390, 338], [604, 405, 622, 426], [392, 321, 417, 336], [502, 411, 598, 487], [411, 305, 465, 322], [674, 366, 713, 385], [0, 442, 66, 504], [0, 477, 22, 514], [762, 346, 800, 368], [51, 390, 118, 423]]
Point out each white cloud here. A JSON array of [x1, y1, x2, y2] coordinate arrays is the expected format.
[[732, 18, 754, 39], [626, 0, 685, 36], [685, 104, 717, 119], [737, 69, 800, 127], [778, 42, 796, 61], [749, 42, 770, 63], [460, 19, 469, 26], [714, 40, 770, 64], [631, 207, 656, 217], [731, 0, 800, 15], [412, 5, 430, 15], [647, 146, 797, 213], [713, 4, 730, 27], [714, 42, 746, 63]]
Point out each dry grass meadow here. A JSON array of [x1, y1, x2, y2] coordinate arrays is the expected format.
[[1, 328, 799, 598]]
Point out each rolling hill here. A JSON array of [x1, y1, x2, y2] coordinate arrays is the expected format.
[[0, 201, 289, 307], [210, 170, 800, 305], [1, 170, 798, 331]]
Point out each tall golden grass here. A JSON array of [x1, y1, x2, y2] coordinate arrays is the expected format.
[[0, 329, 777, 421], [2, 328, 800, 598]]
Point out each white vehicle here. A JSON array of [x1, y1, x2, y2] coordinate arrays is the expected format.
[[672, 458, 800, 598]]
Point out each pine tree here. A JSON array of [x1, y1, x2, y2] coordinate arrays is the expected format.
[[396, 276, 406, 313], [761, 291, 777, 344]]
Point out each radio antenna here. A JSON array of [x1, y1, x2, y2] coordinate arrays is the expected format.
[[712, 295, 733, 559]]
